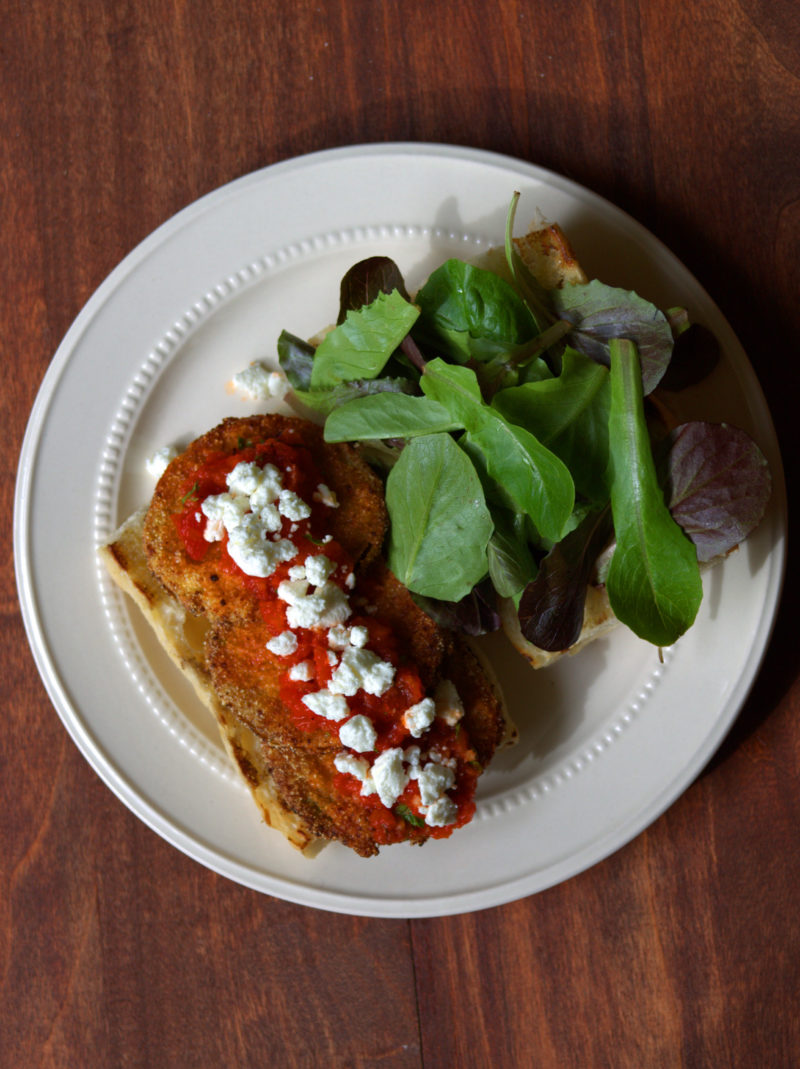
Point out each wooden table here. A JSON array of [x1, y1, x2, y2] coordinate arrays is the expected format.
[[3, 2, 798, 1065]]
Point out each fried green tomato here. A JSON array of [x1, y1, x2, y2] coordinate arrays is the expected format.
[[143, 415, 387, 625]]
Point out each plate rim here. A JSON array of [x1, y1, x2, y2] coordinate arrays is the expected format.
[[14, 141, 788, 917]]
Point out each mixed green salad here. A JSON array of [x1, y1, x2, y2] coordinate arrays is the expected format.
[[277, 195, 772, 654]]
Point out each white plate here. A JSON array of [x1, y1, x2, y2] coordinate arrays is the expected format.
[[14, 144, 786, 918]]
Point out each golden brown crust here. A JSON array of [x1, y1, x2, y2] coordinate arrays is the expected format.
[[257, 739, 385, 857], [513, 223, 589, 289], [351, 561, 446, 689], [143, 415, 387, 624], [205, 618, 339, 756]]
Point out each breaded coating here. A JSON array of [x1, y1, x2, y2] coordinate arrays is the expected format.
[[439, 638, 505, 768], [350, 561, 445, 689], [143, 415, 387, 624], [259, 739, 402, 857], [205, 561, 505, 857], [205, 617, 338, 755]]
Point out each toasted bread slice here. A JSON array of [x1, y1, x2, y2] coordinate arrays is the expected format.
[[99, 507, 323, 854], [498, 583, 618, 670], [514, 223, 589, 289]]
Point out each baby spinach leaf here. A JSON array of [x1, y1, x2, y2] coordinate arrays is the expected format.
[[492, 347, 611, 503], [518, 356, 554, 384], [323, 392, 461, 442], [420, 360, 575, 544], [337, 257, 411, 322], [385, 433, 493, 602], [413, 259, 539, 363], [517, 504, 614, 651], [553, 280, 674, 395], [605, 339, 702, 646], [277, 330, 316, 389], [293, 376, 417, 418], [487, 506, 538, 598], [310, 290, 419, 389], [662, 421, 772, 562], [412, 578, 501, 636]]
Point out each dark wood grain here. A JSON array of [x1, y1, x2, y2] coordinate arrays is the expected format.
[[3, 1, 799, 1066]]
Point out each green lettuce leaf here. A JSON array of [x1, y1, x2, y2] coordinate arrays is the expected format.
[[420, 359, 575, 544], [310, 290, 419, 389], [413, 259, 539, 363], [323, 392, 461, 442], [385, 433, 493, 601], [605, 339, 702, 646], [492, 346, 611, 503]]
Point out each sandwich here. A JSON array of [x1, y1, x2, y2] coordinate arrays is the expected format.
[[101, 414, 507, 856]]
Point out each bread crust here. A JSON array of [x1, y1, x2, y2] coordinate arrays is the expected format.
[[99, 506, 322, 853]]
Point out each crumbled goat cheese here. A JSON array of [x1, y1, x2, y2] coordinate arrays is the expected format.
[[266, 630, 298, 656], [227, 516, 296, 577], [403, 697, 436, 738], [334, 753, 376, 796], [146, 445, 178, 479], [301, 690, 350, 722], [278, 489, 312, 522], [403, 746, 422, 777], [314, 483, 339, 508], [304, 554, 336, 587], [200, 492, 250, 541], [288, 660, 314, 682], [256, 503, 282, 533], [417, 763, 456, 806], [424, 796, 458, 827], [328, 646, 395, 697], [288, 564, 307, 581], [339, 714, 377, 753], [348, 625, 369, 648], [232, 362, 289, 401], [327, 623, 369, 651], [278, 579, 351, 630], [327, 624, 351, 650], [226, 461, 268, 497], [370, 748, 410, 808], [427, 748, 457, 769], [435, 679, 465, 726], [249, 467, 284, 510], [327, 650, 339, 667]]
